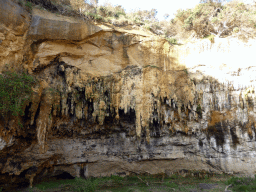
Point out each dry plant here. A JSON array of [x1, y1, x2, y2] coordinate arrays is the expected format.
[[169, 0, 256, 41], [15, 0, 256, 42]]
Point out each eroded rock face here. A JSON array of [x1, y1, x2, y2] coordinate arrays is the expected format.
[[0, 0, 30, 72], [1, 0, 256, 190]]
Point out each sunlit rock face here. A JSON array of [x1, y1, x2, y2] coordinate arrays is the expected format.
[[0, 0, 30, 72], [1, 0, 256, 190]]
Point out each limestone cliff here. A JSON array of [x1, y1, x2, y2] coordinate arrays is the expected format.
[[1, 0, 256, 190]]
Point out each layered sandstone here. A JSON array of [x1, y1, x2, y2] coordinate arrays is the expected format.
[[1, 0, 256, 190]]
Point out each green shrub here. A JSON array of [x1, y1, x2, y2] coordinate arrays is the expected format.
[[25, 1, 32, 11], [166, 37, 177, 44], [35, 177, 99, 192], [74, 177, 98, 192], [233, 27, 239, 33], [18, 0, 24, 6], [85, 12, 103, 21], [0, 71, 36, 121], [204, 34, 215, 42], [143, 24, 151, 30], [163, 181, 178, 188], [110, 175, 124, 184], [225, 176, 256, 192], [169, 174, 178, 179], [196, 104, 202, 117], [212, 17, 218, 23]]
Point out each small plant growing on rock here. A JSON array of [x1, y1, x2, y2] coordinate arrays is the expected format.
[[166, 37, 178, 44], [18, 0, 24, 6], [183, 69, 188, 74], [196, 104, 202, 118], [233, 27, 239, 33], [25, 1, 33, 12], [204, 34, 215, 43]]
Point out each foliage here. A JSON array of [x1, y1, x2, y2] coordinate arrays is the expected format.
[[30, 173, 235, 192], [34, 177, 98, 192], [0, 71, 36, 120], [25, 1, 33, 11], [19, 0, 256, 42], [35, 179, 74, 190], [110, 175, 124, 185], [225, 175, 256, 192], [74, 177, 98, 192], [170, 0, 256, 40], [166, 37, 178, 44], [183, 69, 188, 74], [18, 0, 24, 6], [196, 104, 202, 117], [233, 27, 239, 33], [163, 181, 178, 188], [204, 34, 215, 42]]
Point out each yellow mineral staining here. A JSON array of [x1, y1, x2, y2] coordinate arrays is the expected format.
[[243, 87, 254, 98], [111, 74, 122, 119], [116, 66, 195, 139], [242, 87, 255, 108], [208, 111, 232, 127], [92, 100, 106, 125], [65, 68, 75, 87], [163, 41, 170, 71], [51, 91, 61, 117], [208, 111, 225, 127], [85, 83, 94, 100], [75, 101, 83, 120], [247, 122, 253, 136], [0, 2, 30, 73], [75, 62, 195, 140], [23, 32, 198, 145], [246, 116, 256, 137], [35, 80, 54, 154]]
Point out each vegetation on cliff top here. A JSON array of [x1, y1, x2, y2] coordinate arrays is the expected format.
[[15, 0, 256, 43]]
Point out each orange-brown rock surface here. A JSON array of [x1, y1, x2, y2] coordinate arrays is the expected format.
[[1, 0, 256, 190]]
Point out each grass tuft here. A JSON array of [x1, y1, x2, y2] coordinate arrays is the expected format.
[[225, 176, 256, 192]]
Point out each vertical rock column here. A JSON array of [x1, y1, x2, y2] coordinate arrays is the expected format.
[[36, 84, 53, 153]]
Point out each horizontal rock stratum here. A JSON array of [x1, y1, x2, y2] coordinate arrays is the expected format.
[[1, 0, 256, 190]]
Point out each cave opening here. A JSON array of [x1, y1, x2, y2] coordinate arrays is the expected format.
[[54, 171, 75, 180], [118, 108, 136, 124]]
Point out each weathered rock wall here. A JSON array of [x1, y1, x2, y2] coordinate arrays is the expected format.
[[1, 0, 256, 190], [0, 0, 30, 72]]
